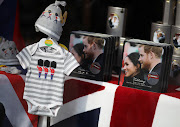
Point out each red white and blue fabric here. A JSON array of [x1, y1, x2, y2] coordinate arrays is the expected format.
[[0, 0, 25, 51], [1, 72, 180, 127], [0, 71, 38, 127], [38, 76, 180, 127], [51, 77, 116, 127]]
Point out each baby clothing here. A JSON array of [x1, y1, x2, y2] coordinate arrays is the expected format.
[[16, 38, 79, 117], [0, 37, 20, 65]]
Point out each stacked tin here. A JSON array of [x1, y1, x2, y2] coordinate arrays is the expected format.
[[151, 0, 180, 84]]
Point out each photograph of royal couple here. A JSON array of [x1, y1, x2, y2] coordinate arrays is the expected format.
[[122, 42, 163, 88], [69, 34, 105, 81]]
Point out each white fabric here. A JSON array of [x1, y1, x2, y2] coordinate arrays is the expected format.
[[55, 1, 66, 6], [152, 94, 180, 127], [0, 74, 33, 127], [38, 76, 118, 127], [16, 40, 79, 117]]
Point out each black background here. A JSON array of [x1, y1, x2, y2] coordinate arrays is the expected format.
[[19, 0, 164, 47]]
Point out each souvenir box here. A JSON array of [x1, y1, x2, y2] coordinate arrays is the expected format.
[[69, 31, 119, 81], [119, 39, 173, 93]]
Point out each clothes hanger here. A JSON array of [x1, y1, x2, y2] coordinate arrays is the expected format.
[[38, 37, 60, 50], [38, 37, 65, 57]]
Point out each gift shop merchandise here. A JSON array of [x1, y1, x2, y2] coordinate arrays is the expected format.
[[16, 1, 79, 117]]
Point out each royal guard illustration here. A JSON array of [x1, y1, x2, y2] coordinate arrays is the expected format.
[[37, 59, 43, 78], [41, 11, 46, 17], [47, 10, 52, 20], [54, 13, 60, 24], [43, 60, 50, 79], [50, 61, 57, 80]]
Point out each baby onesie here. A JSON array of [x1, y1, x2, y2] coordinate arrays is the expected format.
[[16, 39, 79, 117]]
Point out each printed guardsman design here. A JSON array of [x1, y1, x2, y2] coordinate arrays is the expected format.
[[43, 60, 50, 79], [37, 59, 57, 80], [54, 13, 59, 24], [47, 10, 52, 20], [37, 59, 43, 78], [35, 1, 67, 41], [50, 61, 57, 80]]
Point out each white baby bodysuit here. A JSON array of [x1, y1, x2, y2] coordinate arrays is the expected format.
[[16, 38, 79, 117]]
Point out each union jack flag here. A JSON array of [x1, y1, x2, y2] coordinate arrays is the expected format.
[[1, 72, 180, 127], [39, 76, 180, 127], [0, 71, 38, 127]]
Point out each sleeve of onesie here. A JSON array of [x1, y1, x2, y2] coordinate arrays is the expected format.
[[64, 51, 80, 76], [16, 46, 32, 69]]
